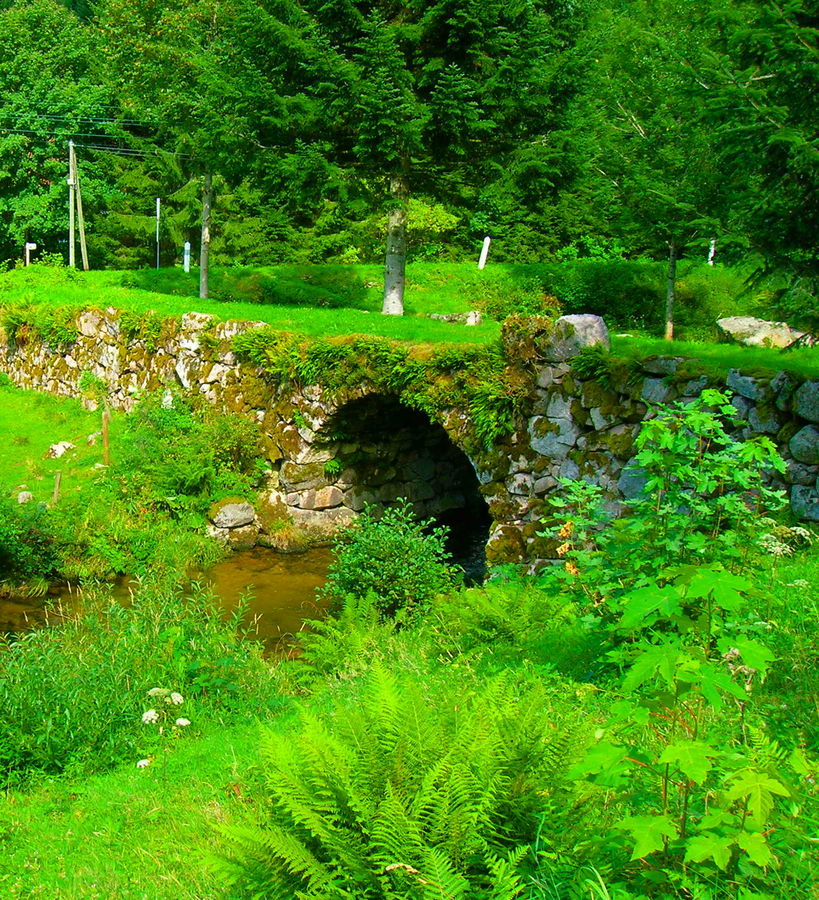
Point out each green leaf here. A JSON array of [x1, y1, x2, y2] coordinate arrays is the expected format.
[[696, 661, 748, 709], [682, 566, 750, 610], [615, 814, 677, 860], [622, 642, 684, 693], [569, 740, 630, 785], [737, 830, 774, 868], [725, 769, 791, 825], [658, 740, 716, 784], [685, 832, 734, 870], [618, 583, 682, 630]]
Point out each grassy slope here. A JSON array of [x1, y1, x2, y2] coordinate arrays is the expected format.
[[611, 334, 819, 379], [0, 265, 501, 346], [0, 721, 263, 899], [0, 549, 815, 899], [0, 385, 110, 504], [1, 263, 817, 375]]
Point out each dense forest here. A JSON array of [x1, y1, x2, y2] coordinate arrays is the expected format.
[[0, 0, 816, 320]]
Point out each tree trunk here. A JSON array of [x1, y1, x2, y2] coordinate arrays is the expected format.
[[199, 172, 213, 301], [382, 170, 409, 316], [665, 241, 677, 341]]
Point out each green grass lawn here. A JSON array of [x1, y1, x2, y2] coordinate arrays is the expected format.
[[1, 262, 817, 374], [0, 382, 110, 504], [0, 265, 502, 345], [611, 334, 819, 379], [0, 720, 263, 899]]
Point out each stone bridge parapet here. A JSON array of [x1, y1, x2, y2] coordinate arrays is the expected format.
[[1, 308, 817, 566]]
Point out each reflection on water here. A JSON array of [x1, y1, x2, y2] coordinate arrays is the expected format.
[[0, 546, 334, 651], [0, 594, 51, 634], [0, 515, 488, 649], [201, 546, 333, 648]]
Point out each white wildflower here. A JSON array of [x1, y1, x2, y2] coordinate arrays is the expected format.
[[141, 709, 159, 725], [136, 758, 152, 769], [758, 533, 791, 557], [169, 692, 184, 705], [175, 718, 191, 727], [147, 687, 166, 697]]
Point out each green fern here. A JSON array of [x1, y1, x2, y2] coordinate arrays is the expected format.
[[219, 667, 591, 898]]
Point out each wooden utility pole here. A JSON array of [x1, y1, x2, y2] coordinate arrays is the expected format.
[[199, 172, 213, 299], [68, 141, 75, 268], [71, 144, 89, 271]]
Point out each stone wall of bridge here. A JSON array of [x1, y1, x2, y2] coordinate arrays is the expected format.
[[1, 308, 817, 566]]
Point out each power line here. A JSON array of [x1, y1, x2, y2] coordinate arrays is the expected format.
[[0, 126, 137, 140], [0, 113, 174, 127], [76, 142, 193, 159]]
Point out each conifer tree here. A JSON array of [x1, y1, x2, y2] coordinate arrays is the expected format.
[[302, 0, 577, 313]]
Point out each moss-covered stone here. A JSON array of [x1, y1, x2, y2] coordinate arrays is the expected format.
[[486, 524, 526, 563], [280, 460, 328, 490]]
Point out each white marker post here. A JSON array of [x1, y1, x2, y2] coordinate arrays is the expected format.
[[183, 241, 191, 273], [155, 198, 161, 269], [478, 236, 491, 270], [24, 242, 37, 266]]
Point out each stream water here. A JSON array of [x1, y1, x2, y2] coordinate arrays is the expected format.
[[0, 511, 489, 647], [0, 546, 334, 650]]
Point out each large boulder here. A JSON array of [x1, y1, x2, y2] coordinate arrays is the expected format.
[[794, 381, 819, 423], [716, 316, 804, 349], [210, 499, 256, 529], [542, 315, 610, 362], [789, 425, 819, 465], [790, 485, 819, 522]]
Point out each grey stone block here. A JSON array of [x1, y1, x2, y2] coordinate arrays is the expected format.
[[790, 425, 819, 465]]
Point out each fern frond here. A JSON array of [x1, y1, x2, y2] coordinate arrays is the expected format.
[[484, 846, 528, 900], [417, 846, 471, 900]]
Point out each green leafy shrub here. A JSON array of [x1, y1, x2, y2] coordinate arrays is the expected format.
[[113, 391, 264, 518], [536, 392, 817, 896], [321, 501, 462, 619], [539, 390, 787, 596], [0, 581, 275, 783], [119, 309, 166, 351], [0, 498, 59, 583], [542, 258, 663, 331], [465, 275, 562, 322], [0, 304, 79, 349], [426, 576, 604, 681]]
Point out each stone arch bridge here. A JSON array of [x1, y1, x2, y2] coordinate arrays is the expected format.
[[1, 310, 817, 566]]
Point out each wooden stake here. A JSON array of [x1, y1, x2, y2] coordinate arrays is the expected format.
[[102, 405, 110, 467]]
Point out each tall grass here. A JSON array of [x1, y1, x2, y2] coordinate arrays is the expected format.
[[0, 580, 278, 784]]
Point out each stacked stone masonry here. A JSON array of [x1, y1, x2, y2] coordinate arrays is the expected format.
[[1, 308, 817, 566]]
